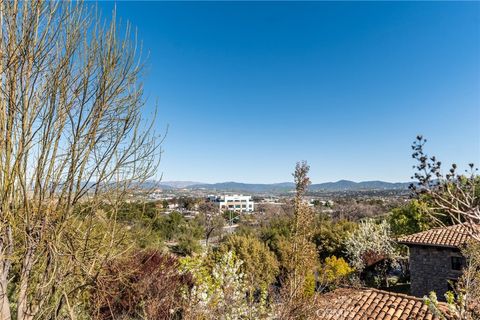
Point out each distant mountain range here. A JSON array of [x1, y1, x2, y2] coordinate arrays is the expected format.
[[153, 180, 411, 193]]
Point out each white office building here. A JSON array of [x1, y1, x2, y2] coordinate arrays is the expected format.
[[207, 194, 254, 212]]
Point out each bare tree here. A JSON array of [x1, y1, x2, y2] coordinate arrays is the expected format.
[[197, 201, 224, 247], [411, 136, 479, 240], [0, 1, 160, 319]]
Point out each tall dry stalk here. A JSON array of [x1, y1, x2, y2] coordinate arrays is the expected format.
[[275, 162, 318, 319]]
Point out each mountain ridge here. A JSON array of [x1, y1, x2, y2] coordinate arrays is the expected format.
[[153, 180, 411, 192]]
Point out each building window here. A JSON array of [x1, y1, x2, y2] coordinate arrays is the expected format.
[[451, 256, 465, 271]]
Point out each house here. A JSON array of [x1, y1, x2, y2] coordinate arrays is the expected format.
[[207, 194, 254, 212], [397, 223, 478, 299], [316, 287, 448, 319]]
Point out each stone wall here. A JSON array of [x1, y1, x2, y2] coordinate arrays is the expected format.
[[409, 245, 463, 299]]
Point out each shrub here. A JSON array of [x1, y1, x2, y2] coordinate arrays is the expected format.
[[91, 250, 192, 320], [181, 251, 272, 320], [321, 256, 354, 287], [213, 234, 279, 290], [313, 219, 357, 259]]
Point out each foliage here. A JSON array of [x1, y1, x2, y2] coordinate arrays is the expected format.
[[196, 202, 225, 247], [162, 199, 170, 209], [325, 197, 399, 221], [319, 256, 354, 289], [91, 251, 191, 320], [177, 197, 199, 211], [411, 136, 480, 240], [116, 201, 161, 221], [128, 223, 165, 249], [102, 203, 207, 251], [303, 272, 317, 297], [388, 199, 434, 236], [104, 201, 166, 248], [214, 235, 279, 290], [172, 234, 203, 256], [181, 251, 272, 320], [153, 211, 203, 242], [154, 211, 187, 240], [344, 219, 397, 272], [313, 218, 357, 259], [260, 215, 293, 256], [234, 224, 259, 238]]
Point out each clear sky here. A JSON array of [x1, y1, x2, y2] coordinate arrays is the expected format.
[[98, 1, 479, 184]]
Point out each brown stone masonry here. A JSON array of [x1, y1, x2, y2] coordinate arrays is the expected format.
[[409, 245, 463, 299]]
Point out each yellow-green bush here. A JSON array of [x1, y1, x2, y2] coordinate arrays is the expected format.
[[322, 255, 354, 286]]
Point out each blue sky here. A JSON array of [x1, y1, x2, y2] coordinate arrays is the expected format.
[[98, 1, 479, 183]]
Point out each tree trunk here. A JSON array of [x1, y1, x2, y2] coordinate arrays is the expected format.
[[0, 276, 11, 320], [0, 227, 13, 320], [17, 246, 34, 320]]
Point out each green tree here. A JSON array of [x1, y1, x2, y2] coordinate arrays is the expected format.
[[313, 218, 357, 260], [153, 211, 186, 240], [177, 197, 198, 211], [260, 215, 292, 256], [162, 199, 170, 209], [214, 235, 279, 290], [388, 199, 433, 236], [173, 234, 202, 256]]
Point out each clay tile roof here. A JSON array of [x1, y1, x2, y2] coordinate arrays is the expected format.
[[397, 224, 479, 248], [316, 288, 449, 320]]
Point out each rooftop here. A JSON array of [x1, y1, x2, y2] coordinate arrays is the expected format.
[[397, 223, 479, 249], [316, 287, 447, 320]]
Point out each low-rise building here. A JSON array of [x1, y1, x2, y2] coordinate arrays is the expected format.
[[207, 194, 254, 212], [398, 223, 478, 299]]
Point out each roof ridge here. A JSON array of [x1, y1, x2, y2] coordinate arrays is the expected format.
[[397, 223, 477, 248], [356, 287, 428, 303], [398, 223, 468, 236]]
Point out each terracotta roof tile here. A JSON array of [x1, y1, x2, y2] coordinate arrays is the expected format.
[[397, 224, 478, 248], [316, 288, 449, 320]]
